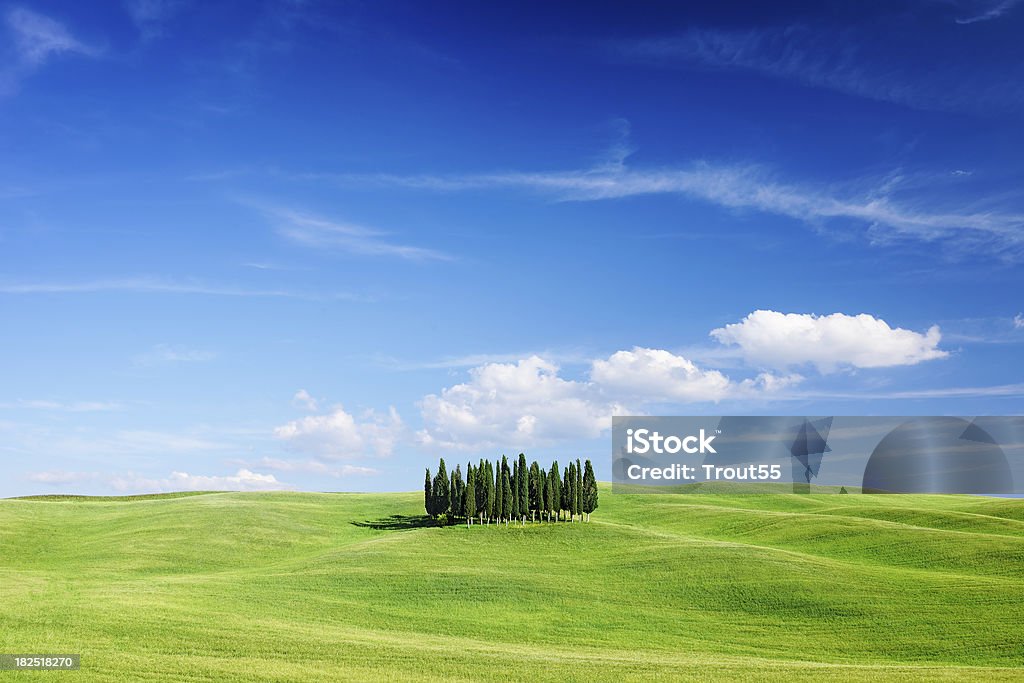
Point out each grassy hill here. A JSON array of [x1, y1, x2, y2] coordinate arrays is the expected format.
[[1, 486, 1022, 681]]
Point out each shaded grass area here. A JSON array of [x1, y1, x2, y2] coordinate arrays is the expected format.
[[1, 487, 1022, 681]]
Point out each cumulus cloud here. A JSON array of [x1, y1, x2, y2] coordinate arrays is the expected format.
[[417, 356, 626, 451], [591, 347, 734, 402], [417, 349, 799, 451], [710, 310, 948, 372], [291, 389, 319, 411], [274, 405, 403, 459], [1014, 313, 1024, 330]]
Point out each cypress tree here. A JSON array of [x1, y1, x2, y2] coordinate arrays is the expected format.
[[434, 458, 450, 518], [538, 468, 548, 521], [582, 459, 598, 522], [449, 470, 457, 524], [517, 453, 528, 524], [450, 465, 464, 524], [575, 458, 583, 522], [528, 461, 541, 522], [501, 456, 513, 524], [476, 459, 487, 524], [569, 462, 578, 522], [565, 464, 573, 524], [485, 460, 495, 523], [510, 459, 521, 521], [464, 465, 477, 527], [549, 461, 561, 521], [494, 458, 504, 522], [424, 468, 433, 518]]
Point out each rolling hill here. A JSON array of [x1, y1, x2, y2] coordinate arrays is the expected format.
[[1, 486, 1022, 681]]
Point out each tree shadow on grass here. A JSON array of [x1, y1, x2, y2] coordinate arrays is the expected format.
[[351, 514, 435, 531]]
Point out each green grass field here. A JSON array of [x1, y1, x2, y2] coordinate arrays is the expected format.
[[2, 486, 1023, 681]]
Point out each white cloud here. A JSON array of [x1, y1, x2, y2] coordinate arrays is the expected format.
[[123, 0, 184, 37], [265, 207, 452, 261], [247, 457, 378, 477], [613, 25, 1022, 112], [27, 470, 96, 485], [1014, 313, 1024, 330], [0, 277, 362, 300], [6, 7, 97, 65], [133, 343, 215, 366], [327, 161, 1024, 261], [417, 356, 625, 451], [710, 310, 948, 372], [2, 399, 124, 412], [26, 468, 289, 492], [2, 7, 99, 94], [274, 405, 403, 459], [109, 469, 288, 493], [417, 350, 799, 451], [291, 389, 319, 412], [948, 0, 1020, 23], [591, 347, 734, 402]]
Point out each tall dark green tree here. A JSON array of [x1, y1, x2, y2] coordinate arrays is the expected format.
[[562, 464, 572, 521], [528, 461, 541, 522], [476, 459, 487, 524], [575, 458, 583, 522], [464, 465, 477, 527], [517, 453, 528, 523], [494, 458, 505, 522], [450, 465, 464, 524], [484, 460, 495, 523], [433, 458, 450, 518], [510, 459, 521, 521], [569, 462, 577, 520], [424, 468, 433, 518], [582, 459, 598, 522], [548, 461, 561, 521], [538, 468, 548, 522], [501, 457, 513, 524]]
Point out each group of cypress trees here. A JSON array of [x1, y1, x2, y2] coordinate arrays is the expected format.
[[424, 454, 598, 527]]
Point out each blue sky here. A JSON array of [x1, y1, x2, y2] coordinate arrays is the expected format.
[[2, 0, 1023, 495]]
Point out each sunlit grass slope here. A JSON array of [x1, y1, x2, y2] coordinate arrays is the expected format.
[[1, 486, 1022, 681]]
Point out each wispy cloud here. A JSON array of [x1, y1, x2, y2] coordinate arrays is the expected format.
[[611, 25, 1023, 113], [25, 467, 292, 492], [2, 7, 100, 94], [327, 160, 1024, 261], [133, 343, 216, 366], [0, 277, 367, 301], [374, 349, 595, 371], [263, 206, 452, 261], [787, 383, 1024, 400], [239, 457, 378, 477], [0, 399, 124, 412], [123, 0, 186, 39], [948, 0, 1021, 23]]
